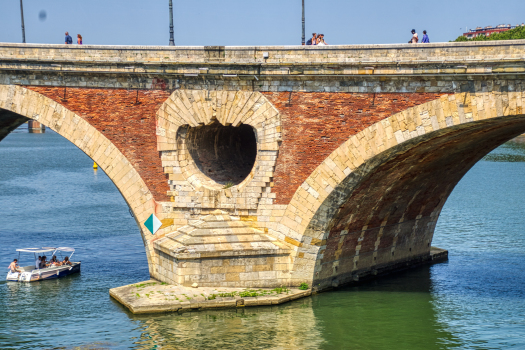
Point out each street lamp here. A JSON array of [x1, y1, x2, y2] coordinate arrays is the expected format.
[[169, 0, 175, 46], [301, 0, 305, 45], [20, 0, 26, 43]]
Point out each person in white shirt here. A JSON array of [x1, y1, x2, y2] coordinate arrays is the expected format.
[[409, 29, 418, 43], [35, 256, 41, 269], [317, 34, 328, 46]]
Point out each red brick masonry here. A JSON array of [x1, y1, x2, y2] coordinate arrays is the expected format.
[[27, 87, 171, 201], [25, 88, 447, 205], [263, 92, 448, 204]]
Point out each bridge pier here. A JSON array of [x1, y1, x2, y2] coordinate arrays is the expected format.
[[1, 42, 525, 303], [28, 120, 45, 133]]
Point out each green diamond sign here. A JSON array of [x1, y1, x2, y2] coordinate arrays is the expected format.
[[144, 213, 162, 235]]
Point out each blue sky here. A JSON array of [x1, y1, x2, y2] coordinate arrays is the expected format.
[[1, 0, 524, 46]]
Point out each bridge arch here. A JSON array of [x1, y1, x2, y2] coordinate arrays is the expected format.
[[0, 84, 158, 273], [280, 91, 525, 288]]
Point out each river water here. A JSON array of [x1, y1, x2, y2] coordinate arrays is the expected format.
[[1, 127, 525, 350]]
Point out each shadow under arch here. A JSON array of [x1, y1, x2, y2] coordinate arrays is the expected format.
[[278, 91, 525, 288], [0, 84, 157, 274], [311, 115, 525, 288]]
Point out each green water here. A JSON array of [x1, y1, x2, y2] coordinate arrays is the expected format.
[[1, 128, 525, 349]]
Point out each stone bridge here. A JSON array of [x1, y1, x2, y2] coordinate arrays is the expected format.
[[1, 41, 525, 291]]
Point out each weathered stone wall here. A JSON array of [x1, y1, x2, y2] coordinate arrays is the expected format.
[[157, 251, 292, 288]]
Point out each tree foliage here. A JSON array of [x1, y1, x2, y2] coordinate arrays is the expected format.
[[453, 25, 525, 42]]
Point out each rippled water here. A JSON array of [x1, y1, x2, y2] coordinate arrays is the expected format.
[[1, 127, 525, 349]]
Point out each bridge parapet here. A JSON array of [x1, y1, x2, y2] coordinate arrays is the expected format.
[[1, 41, 525, 93], [2, 41, 525, 64]]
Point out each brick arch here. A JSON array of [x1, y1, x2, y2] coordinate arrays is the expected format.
[[278, 91, 525, 288], [156, 89, 282, 211], [0, 84, 159, 271]]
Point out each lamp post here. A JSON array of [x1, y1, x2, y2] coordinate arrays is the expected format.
[[301, 0, 305, 45], [169, 0, 175, 46], [20, 0, 26, 43]]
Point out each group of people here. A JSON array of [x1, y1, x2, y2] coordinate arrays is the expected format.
[[409, 29, 430, 43], [64, 29, 430, 46], [306, 33, 328, 45], [36, 255, 72, 269], [7, 256, 71, 273], [65, 31, 82, 45], [306, 30, 428, 46]]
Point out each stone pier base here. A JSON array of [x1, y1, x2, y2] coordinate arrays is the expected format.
[[111, 247, 447, 314], [110, 281, 312, 314]]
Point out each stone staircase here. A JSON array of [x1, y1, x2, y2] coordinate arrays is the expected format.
[[154, 210, 293, 287]]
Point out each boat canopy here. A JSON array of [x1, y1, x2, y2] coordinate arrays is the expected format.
[[42, 247, 75, 252], [56, 247, 75, 252], [16, 248, 56, 253], [16, 247, 75, 253]]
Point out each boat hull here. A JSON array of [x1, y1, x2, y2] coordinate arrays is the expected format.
[[6, 262, 81, 282]]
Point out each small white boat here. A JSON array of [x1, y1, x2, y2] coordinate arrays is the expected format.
[[6, 247, 81, 282]]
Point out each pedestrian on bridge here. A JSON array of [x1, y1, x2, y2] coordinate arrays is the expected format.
[[421, 30, 430, 43], [65, 32, 72, 45], [77, 34, 83, 45], [307, 33, 317, 45], [317, 34, 328, 45], [409, 29, 419, 43]]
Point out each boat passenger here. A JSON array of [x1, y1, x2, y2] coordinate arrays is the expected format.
[[62, 256, 72, 266], [36, 256, 41, 269], [49, 256, 58, 267], [40, 256, 47, 269], [8, 259, 21, 273]]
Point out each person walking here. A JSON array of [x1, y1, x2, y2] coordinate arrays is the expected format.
[[77, 34, 82, 45], [65, 32, 73, 44], [306, 33, 317, 45], [421, 30, 430, 43], [409, 29, 418, 43]]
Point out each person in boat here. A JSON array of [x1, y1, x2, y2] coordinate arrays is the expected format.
[[62, 256, 72, 266], [8, 259, 21, 273], [49, 256, 59, 267], [36, 256, 41, 269], [40, 256, 47, 269]]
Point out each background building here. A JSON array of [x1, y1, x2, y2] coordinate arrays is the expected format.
[[463, 23, 524, 38]]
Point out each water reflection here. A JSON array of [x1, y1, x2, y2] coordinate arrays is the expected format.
[[312, 267, 460, 350], [125, 266, 458, 350], [129, 300, 323, 349]]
